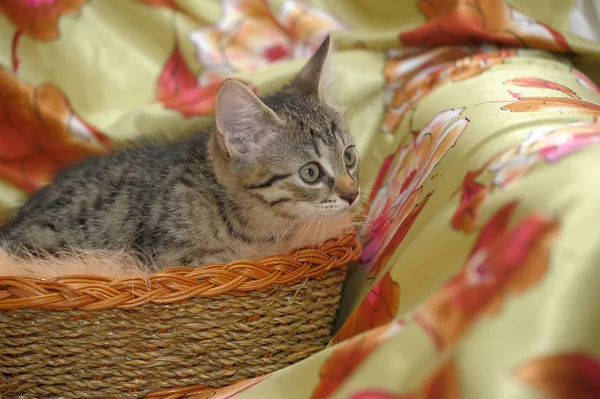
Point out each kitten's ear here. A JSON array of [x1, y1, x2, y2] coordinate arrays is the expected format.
[[215, 80, 281, 158], [290, 35, 337, 106]]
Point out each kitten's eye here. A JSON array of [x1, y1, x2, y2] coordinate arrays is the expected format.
[[299, 163, 321, 183], [344, 147, 356, 167]]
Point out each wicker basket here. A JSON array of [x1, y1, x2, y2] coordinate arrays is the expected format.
[[0, 231, 361, 399]]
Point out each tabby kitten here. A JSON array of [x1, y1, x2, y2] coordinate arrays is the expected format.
[[0, 36, 359, 272]]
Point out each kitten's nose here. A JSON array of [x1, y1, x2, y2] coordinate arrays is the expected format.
[[340, 187, 359, 205]]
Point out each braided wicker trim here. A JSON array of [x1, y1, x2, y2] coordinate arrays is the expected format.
[[0, 232, 360, 311]]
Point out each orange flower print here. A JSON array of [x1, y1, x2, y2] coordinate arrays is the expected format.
[[311, 321, 405, 399], [187, 0, 345, 86], [350, 362, 459, 399], [333, 272, 400, 344], [360, 109, 469, 278], [401, 0, 570, 52], [0, 66, 111, 195], [382, 46, 515, 133], [506, 77, 580, 99], [502, 76, 600, 116], [515, 353, 600, 399], [0, 0, 87, 72], [0, 0, 86, 40], [452, 121, 600, 231], [417, 202, 559, 350], [503, 97, 600, 115]]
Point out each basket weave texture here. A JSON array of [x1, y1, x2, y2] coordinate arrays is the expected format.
[[0, 232, 360, 399]]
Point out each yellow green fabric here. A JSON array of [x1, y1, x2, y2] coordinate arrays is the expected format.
[[2, 1, 600, 398]]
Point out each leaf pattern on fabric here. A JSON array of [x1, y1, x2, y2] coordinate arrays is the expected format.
[[360, 109, 469, 278], [515, 353, 600, 399], [157, 42, 220, 117], [417, 202, 559, 350], [350, 362, 459, 399], [452, 120, 600, 232], [506, 78, 580, 99], [156, 41, 257, 117], [382, 46, 516, 133], [0, 66, 111, 196], [0, 0, 86, 40], [502, 97, 600, 115], [187, 0, 346, 86], [0, 0, 87, 72], [312, 322, 405, 399], [333, 272, 400, 344], [502, 75, 600, 115], [400, 0, 570, 52], [451, 170, 487, 232]]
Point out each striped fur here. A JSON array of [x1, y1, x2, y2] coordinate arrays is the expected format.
[[0, 36, 359, 275]]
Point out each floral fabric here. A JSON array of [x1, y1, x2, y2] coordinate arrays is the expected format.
[[1, 1, 600, 398]]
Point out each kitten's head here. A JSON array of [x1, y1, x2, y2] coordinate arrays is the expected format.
[[212, 36, 359, 220]]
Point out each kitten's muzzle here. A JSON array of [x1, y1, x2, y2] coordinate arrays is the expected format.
[[340, 187, 359, 205]]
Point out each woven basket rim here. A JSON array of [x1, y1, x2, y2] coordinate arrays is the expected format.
[[0, 231, 361, 311]]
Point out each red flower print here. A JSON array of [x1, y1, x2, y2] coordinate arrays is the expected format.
[[0, 0, 86, 40], [366, 191, 432, 279], [333, 272, 400, 344], [187, 0, 345, 86], [401, 0, 570, 52], [452, 121, 600, 231], [0, 0, 88, 72], [155, 41, 257, 117], [0, 66, 111, 194], [382, 46, 515, 133], [417, 202, 559, 349], [453, 72, 600, 230], [361, 109, 469, 278], [364, 155, 394, 216], [311, 322, 405, 399], [135, 0, 203, 23], [157, 42, 219, 117], [350, 362, 459, 399], [515, 353, 600, 399], [450, 170, 486, 232]]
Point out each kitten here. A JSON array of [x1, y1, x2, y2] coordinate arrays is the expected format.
[[0, 36, 360, 275]]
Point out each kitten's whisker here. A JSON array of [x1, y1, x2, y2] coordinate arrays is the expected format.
[[307, 214, 324, 261], [288, 213, 312, 250], [316, 215, 326, 248], [294, 212, 319, 251], [319, 215, 328, 248], [359, 172, 379, 183], [358, 176, 378, 188], [277, 211, 310, 244]]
